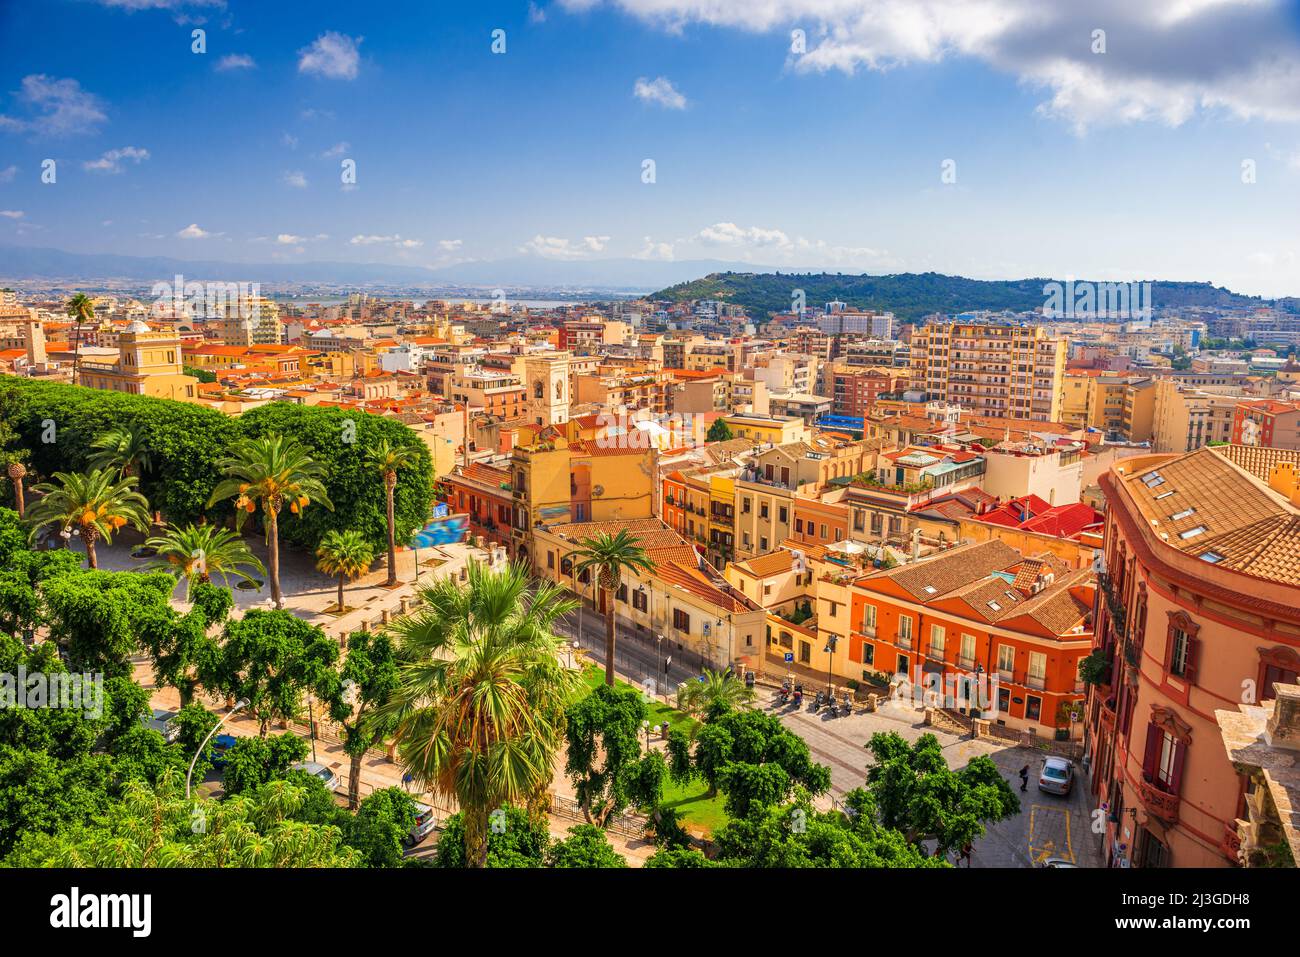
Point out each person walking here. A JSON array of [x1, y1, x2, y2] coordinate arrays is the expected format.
[[1019, 763, 1030, 792]]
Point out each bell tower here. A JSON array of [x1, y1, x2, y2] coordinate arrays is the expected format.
[[524, 352, 571, 426]]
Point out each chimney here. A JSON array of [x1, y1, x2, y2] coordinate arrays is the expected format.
[[1266, 684, 1300, 751]]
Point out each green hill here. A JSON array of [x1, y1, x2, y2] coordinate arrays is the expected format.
[[651, 271, 1273, 322]]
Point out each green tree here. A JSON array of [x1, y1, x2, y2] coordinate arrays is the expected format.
[[432, 805, 550, 868], [137, 581, 230, 706], [207, 433, 333, 609], [65, 293, 94, 386], [863, 731, 1020, 856], [332, 629, 400, 810], [8, 771, 361, 867], [564, 682, 666, 827], [25, 467, 151, 569], [144, 523, 265, 598], [88, 424, 152, 478], [375, 561, 580, 867], [571, 530, 657, 687], [42, 568, 177, 675], [706, 418, 734, 443], [220, 732, 309, 794], [315, 529, 375, 613], [201, 609, 342, 736], [546, 824, 628, 868], [676, 668, 755, 718], [366, 438, 420, 587], [345, 787, 419, 867]]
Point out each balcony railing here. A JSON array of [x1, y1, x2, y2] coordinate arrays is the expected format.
[[1138, 777, 1180, 825], [896, 633, 913, 650], [957, 654, 977, 670], [1026, 673, 1047, 691]]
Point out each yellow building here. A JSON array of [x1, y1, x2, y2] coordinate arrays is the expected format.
[[1060, 372, 1093, 429], [721, 411, 810, 445], [78, 320, 198, 401]]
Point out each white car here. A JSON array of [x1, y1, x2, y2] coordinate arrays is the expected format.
[[1038, 757, 1075, 796], [141, 708, 180, 744], [404, 802, 438, 847], [292, 761, 342, 793]]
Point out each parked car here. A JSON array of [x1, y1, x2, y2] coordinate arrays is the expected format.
[[1040, 857, 1078, 868], [141, 708, 180, 743], [404, 801, 438, 848], [291, 761, 342, 793], [210, 733, 237, 768], [1038, 757, 1075, 796]]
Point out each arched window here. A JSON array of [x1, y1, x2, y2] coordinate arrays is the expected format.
[[534, 381, 543, 399]]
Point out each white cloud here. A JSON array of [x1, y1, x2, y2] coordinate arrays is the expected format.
[[633, 76, 687, 110], [565, 0, 1300, 131], [0, 210, 24, 220], [0, 75, 108, 137], [634, 237, 675, 260], [0, 166, 16, 183], [350, 234, 422, 248], [276, 233, 327, 244], [438, 239, 464, 251], [319, 141, 350, 158], [300, 107, 335, 121], [529, 2, 548, 23], [282, 170, 308, 188], [520, 234, 612, 259], [298, 32, 362, 81], [83, 146, 150, 173], [176, 223, 216, 239], [281, 132, 299, 149], [696, 222, 790, 248], [93, 1, 225, 9], [675, 220, 897, 269], [215, 54, 256, 72]]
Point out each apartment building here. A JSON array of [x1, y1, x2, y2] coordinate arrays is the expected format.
[[1151, 379, 1239, 453], [910, 321, 1067, 422], [848, 540, 1094, 737], [77, 320, 198, 401], [1086, 445, 1300, 867], [1232, 399, 1300, 450]]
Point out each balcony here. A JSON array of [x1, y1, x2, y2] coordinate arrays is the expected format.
[[1138, 777, 1180, 825], [1098, 698, 1117, 734], [1026, 673, 1047, 691], [957, 654, 977, 671], [997, 667, 1015, 683], [896, 633, 913, 650]]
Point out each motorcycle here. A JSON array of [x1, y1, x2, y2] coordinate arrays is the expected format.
[[812, 690, 826, 712], [778, 681, 791, 705], [792, 686, 803, 708], [825, 693, 839, 717]]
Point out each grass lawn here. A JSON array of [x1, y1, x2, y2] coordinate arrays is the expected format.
[[576, 666, 730, 835]]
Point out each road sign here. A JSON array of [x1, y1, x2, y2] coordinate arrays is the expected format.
[[784, 652, 794, 662]]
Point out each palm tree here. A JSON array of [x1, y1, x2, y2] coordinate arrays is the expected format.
[[65, 293, 95, 386], [144, 523, 266, 597], [315, 529, 375, 613], [365, 438, 419, 587], [25, 468, 151, 569], [676, 667, 755, 718], [374, 561, 580, 867], [6, 461, 26, 518], [572, 530, 656, 687], [88, 425, 152, 477], [207, 434, 333, 609]]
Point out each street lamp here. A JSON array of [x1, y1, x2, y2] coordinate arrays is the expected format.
[[186, 698, 249, 799], [824, 634, 838, 695], [641, 719, 652, 753]]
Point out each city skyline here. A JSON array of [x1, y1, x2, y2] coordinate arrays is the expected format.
[[1, 0, 1299, 296]]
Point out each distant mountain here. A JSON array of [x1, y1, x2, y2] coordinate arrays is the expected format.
[[651, 272, 1280, 321], [0, 244, 766, 293]]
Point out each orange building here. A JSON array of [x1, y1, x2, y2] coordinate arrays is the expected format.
[[791, 496, 849, 547], [1085, 444, 1300, 868], [848, 540, 1093, 738]]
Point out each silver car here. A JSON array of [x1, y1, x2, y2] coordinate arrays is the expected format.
[[292, 761, 342, 793], [404, 801, 438, 847], [1038, 757, 1075, 796], [141, 708, 180, 743]]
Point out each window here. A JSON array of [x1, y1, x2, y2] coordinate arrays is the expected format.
[[1025, 696, 1041, 721], [1170, 508, 1195, 521], [1028, 652, 1047, 687], [560, 557, 573, 576], [1165, 612, 1200, 684], [778, 506, 788, 524], [929, 624, 946, 658], [960, 633, 976, 667], [1169, 628, 1190, 677], [632, 589, 648, 612], [861, 643, 874, 667], [742, 497, 751, 514], [1178, 525, 1206, 540], [997, 644, 1015, 675], [898, 616, 913, 642], [760, 503, 769, 519], [820, 523, 828, 539], [760, 537, 768, 552], [871, 513, 883, 535], [862, 604, 877, 632], [547, 551, 555, 569], [673, 608, 690, 632], [616, 584, 628, 603], [853, 512, 865, 532], [795, 519, 804, 533]]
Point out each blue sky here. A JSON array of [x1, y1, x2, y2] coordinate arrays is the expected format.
[[1, 0, 1299, 295]]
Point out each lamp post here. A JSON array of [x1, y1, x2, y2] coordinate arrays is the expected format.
[[641, 719, 652, 753], [824, 634, 838, 696], [186, 698, 249, 799]]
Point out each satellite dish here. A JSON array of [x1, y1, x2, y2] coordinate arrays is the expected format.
[[592, 485, 604, 497]]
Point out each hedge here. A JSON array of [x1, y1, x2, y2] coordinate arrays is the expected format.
[[0, 378, 433, 554]]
